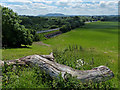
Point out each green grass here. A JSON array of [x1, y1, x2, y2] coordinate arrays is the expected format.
[[2, 44, 51, 60], [44, 21, 118, 51], [43, 21, 118, 88], [2, 21, 118, 88]]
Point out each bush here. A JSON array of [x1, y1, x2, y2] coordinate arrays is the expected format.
[[33, 34, 40, 41], [60, 23, 71, 33], [60, 25, 67, 33], [2, 7, 33, 47]]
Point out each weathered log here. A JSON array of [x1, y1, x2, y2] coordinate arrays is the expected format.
[[0, 53, 114, 83]]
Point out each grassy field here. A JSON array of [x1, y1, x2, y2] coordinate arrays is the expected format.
[[2, 21, 118, 88], [43, 21, 118, 88]]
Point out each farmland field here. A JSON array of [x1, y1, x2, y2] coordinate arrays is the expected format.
[[2, 21, 118, 88]]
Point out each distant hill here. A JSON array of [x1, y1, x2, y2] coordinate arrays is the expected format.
[[45, 13, 65, 16], [38, 13, 65, 17]]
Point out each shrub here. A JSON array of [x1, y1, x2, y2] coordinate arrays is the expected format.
[[60, 24, 71, 33], [2, 7, 33, 47]]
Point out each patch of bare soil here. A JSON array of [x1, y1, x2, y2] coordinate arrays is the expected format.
[[33, 42, 50, 47]]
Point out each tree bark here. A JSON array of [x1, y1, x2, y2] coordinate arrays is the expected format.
[[0, 53, 114, 83]]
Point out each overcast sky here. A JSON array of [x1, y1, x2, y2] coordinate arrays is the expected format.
[[0, 0, 119, 16]]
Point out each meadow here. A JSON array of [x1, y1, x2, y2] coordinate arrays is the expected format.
[[2, 21, 118, 88]]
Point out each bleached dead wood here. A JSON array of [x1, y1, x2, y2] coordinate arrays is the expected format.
[[0, 53, 114, 83]]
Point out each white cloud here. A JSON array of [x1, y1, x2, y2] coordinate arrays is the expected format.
[[4, 2, 58, 15], [31, 0, 53, 4], [0, 3, 7, 6], [56, 2, 68, 6], [45, 1, 53, 4], [7, 4, 30, 12], [99, 1, 118, 7], [31, 2, 56, 9], [58, 0, 82, 2], [61, 1, 118, 15], [7, 0, 32, 3], [32, 0, 45, 2], [0, 0, 118, 15], [55, 0, 83, 7]]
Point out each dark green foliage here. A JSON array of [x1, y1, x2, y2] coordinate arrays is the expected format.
[[100, 16, 118, 21], [29, 29, 40, 41], [60, 17, 85, 33], [20, 16, 51, 31], [2, 64, 53, 88], [50, 25, 58, 29], [90, 16, 118, 21], [60, 25, 69, 33], [20, 16, 86, 33], [20, 15, 118, 33], [2, 7, 33, 47], [33, 34, 41, 41]]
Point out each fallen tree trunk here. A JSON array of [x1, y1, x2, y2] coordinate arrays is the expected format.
[[0, 53, 114, 83]]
